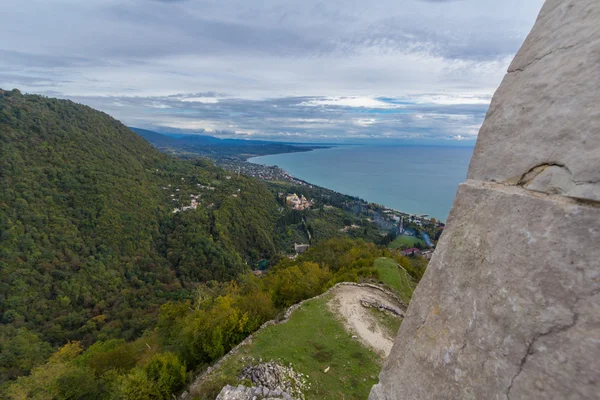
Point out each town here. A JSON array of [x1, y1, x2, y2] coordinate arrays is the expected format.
[[215, 158, 317, 188], [159, 167, 444, 259]]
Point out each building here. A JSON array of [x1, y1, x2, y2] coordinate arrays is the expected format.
[[401, 248, 421, 257], [294, 243, 310, 254], [286, 193, 300, 205], [285, 193, 313, 210]]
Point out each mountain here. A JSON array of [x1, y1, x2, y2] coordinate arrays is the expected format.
[[0, 89, 279, 382], [130, 127, 179, 147], [130, 127, 326, 160], [0, 90, 418, 400]]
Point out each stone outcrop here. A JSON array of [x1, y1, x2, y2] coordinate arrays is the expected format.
[[216, 384, 296, 400], [213, 360, 308, 399], [240, 362, 308, 398], [186, 282, 398, 398], [370, 1, 600, 399], [360, 298, 405, 318]]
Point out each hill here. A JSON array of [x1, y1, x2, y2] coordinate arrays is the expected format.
[[3, 233, 427, 399], [191, 288, 386, 399], [131, 127, 326, 161], [188, 260, 409, 399], [0, 89, 279, 382], [0, 90, 429, 399]]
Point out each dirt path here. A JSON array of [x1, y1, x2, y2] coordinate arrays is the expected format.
[[328, 284, 404, 358]]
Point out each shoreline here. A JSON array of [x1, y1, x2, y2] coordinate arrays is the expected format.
[[246, 154, 441, 223], [243, 144, 474, 222]]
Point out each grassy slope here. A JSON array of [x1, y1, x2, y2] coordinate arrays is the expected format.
[[388, 234, 426, 249], [191, 295, 382, 400], [374, 257, 416, 305]]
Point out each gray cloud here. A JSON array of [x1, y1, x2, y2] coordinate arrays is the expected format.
[[65, 93, 489, 144], [0, 0, 543, 142]]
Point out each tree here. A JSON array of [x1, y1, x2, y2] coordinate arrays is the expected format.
[[6, 342, 109, 400], [0, 327, 52, 383]]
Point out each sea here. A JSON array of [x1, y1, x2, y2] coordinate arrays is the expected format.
[[249, 145, 474, 222]]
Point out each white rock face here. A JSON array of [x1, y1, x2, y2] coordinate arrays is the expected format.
[[468, 0, 600, 202], [370, 1, 600, 399]]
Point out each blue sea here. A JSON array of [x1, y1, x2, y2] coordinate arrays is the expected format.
[[249, 145, 474, 221]]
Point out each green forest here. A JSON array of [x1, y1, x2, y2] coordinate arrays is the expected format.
[[0, 90, 278, 384], [0, 90, 428, 399], [4, 237, 426, 399]]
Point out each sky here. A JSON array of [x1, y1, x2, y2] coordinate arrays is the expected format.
[[0, 0, 544, 144]]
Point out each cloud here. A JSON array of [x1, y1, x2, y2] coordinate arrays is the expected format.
[[66, 93, 488, 143], [411, 94, 492, 105], [300, 97, 406, 109], [179, 97, 220, 104], [354, 118, 377, 126], [0, 0, 543, 142]]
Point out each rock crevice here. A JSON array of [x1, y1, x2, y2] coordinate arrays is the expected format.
[[507, 43, 579, 73]]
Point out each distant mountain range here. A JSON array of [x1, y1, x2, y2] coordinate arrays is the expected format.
[[130, 127, 328, 160]]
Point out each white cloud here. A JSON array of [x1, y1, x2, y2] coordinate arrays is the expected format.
[[450, 135, 468, 141], [412, 94, 493, 106], [413, 113, 472, 121], [148, 103, 171, 109], [354, 118, 377, 126], [300, 96, 404, 108], [179, 97, 220, 104]]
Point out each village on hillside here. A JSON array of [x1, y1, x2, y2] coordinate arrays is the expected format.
[[158, 168, 443, 271]]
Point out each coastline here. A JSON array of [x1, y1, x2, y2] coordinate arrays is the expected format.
[[246, 145, 472, 222], [245, 156, 430, 223], [245, 157, 423, 219]]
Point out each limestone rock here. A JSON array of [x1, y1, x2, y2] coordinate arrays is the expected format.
[[467, 0, 600, 202], [212, 361, 308, 400], [239, 362, 307, 398], [215, 384, 297, 400], [370, 0, 600, 398], [360, 297, 404, 317], [370, 181, 600, 399]]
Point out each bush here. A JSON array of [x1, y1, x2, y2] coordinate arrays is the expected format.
[[121, 352, 186, 400], [145, 353, 186, 399], [77, 339, 137, 376]]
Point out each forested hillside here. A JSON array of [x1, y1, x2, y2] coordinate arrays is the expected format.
[[0, 89, 278, 383], [4, 237, 426, 399], [0, 90, 428, 400]]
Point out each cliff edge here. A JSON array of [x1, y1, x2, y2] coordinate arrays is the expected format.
[[370, 1, 600, 399]]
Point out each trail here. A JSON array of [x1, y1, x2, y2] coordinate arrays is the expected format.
[[327, 284, 404, 358]]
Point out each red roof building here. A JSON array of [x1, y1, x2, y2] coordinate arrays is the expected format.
[[401, 248, 422, 257]]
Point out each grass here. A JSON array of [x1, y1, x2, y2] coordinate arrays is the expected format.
[[388, 234, 426, 249], [191, 295, 382, 400], [367, 308, 402, 338], [374, 257, 416, 304]]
